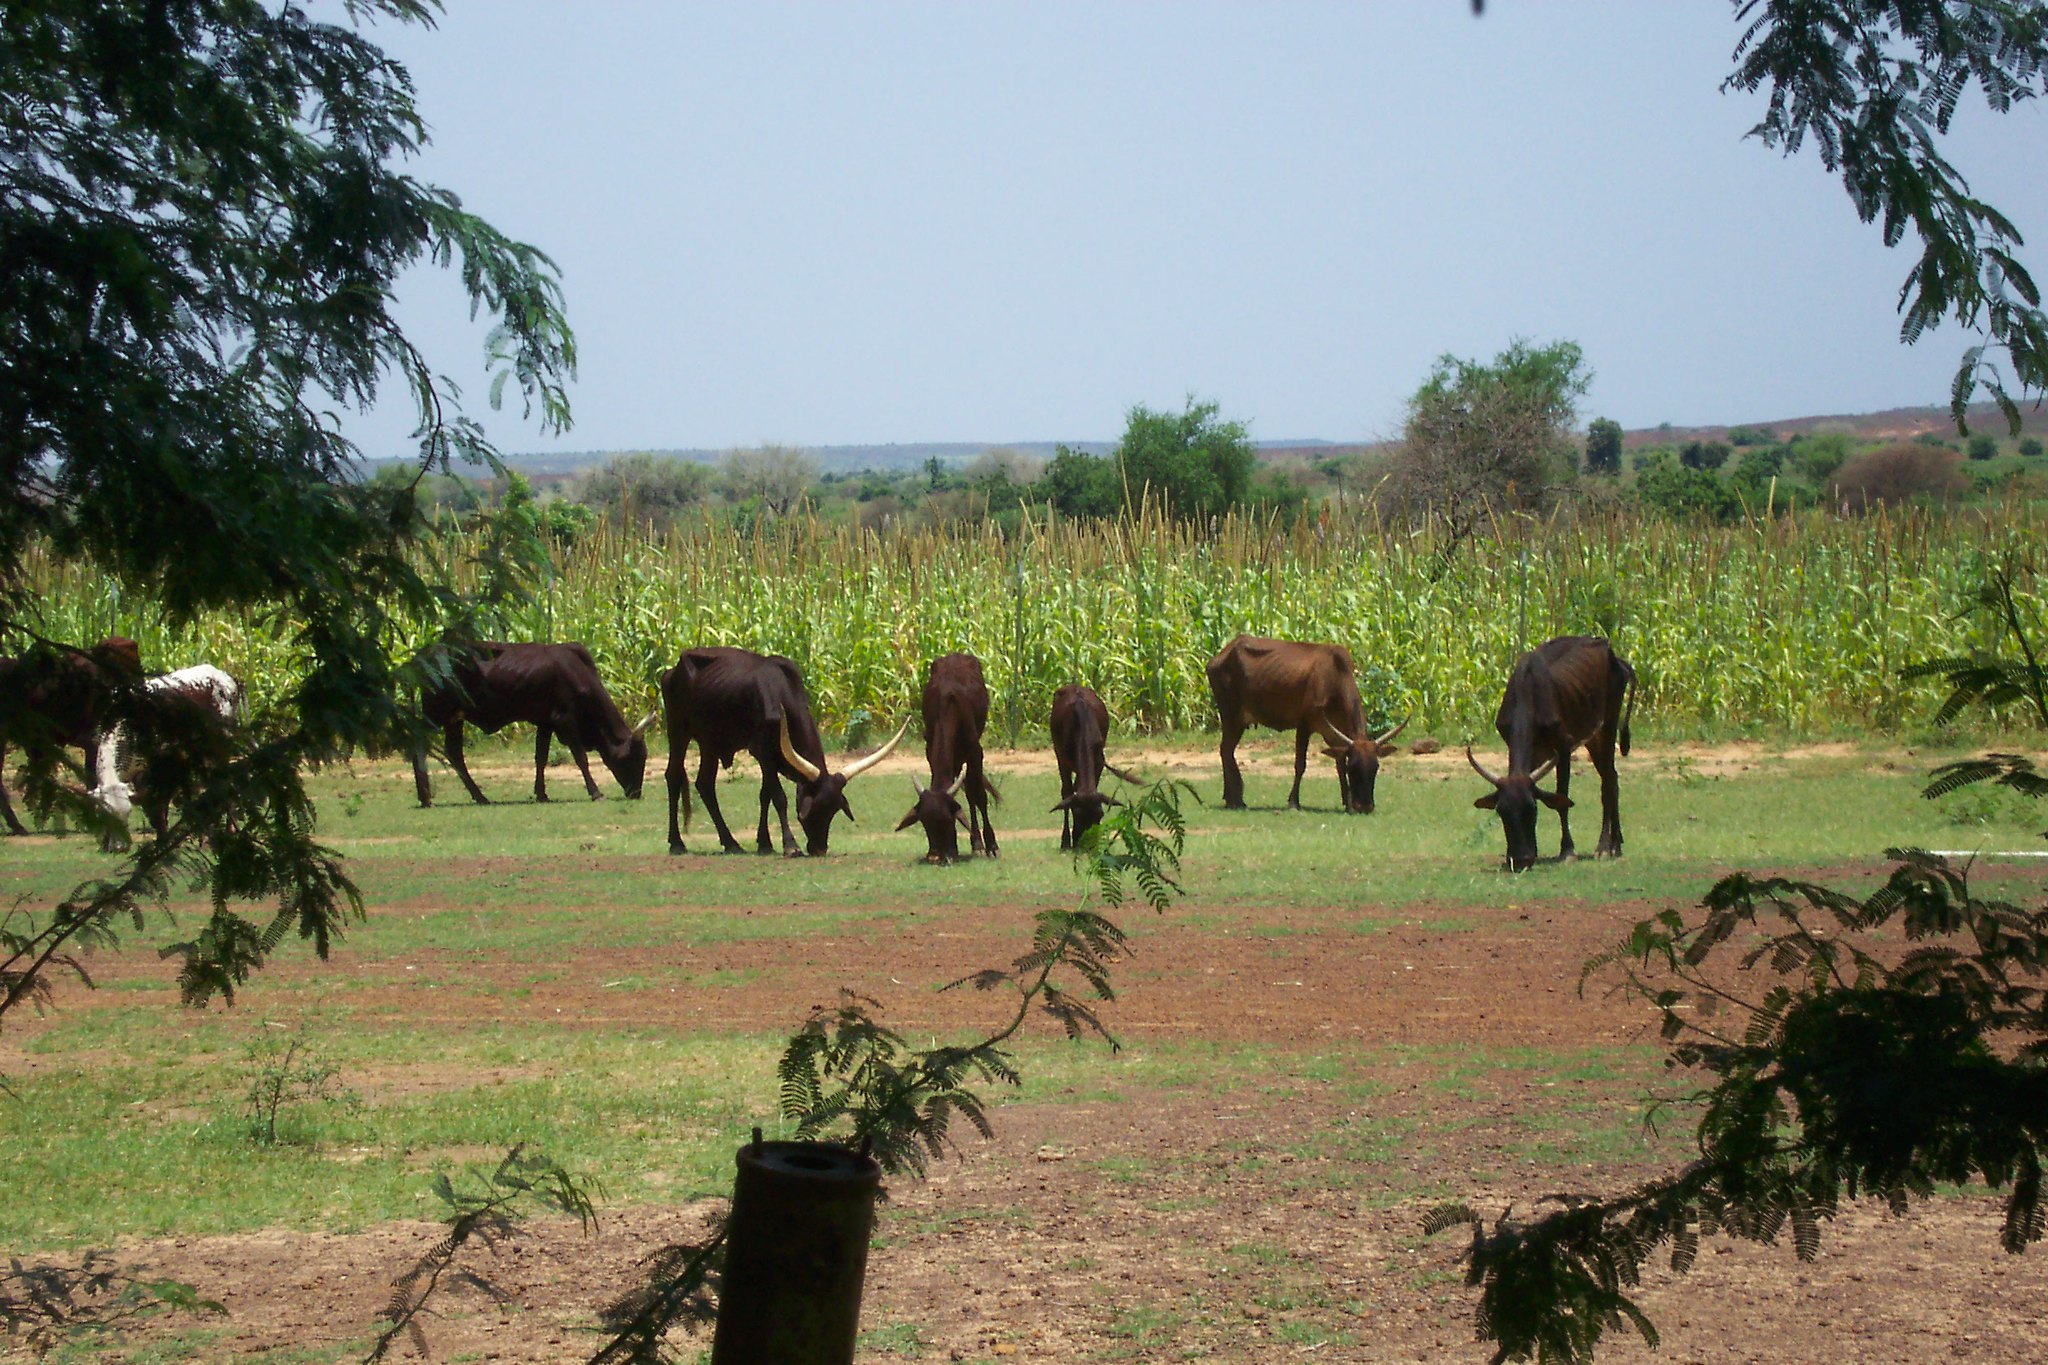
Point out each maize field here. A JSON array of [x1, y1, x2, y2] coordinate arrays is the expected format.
[[21, 500, 2041, 744]]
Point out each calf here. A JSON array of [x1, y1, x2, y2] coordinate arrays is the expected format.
[[662, 646, 907, 857], [1467, 635, 1636, 871], [897, 653, 997, 862], [1048, 683, 1126, 851], [0, 637, 143, 836], [412, 642, 652, 806], [1205, 634, 1406, 813]]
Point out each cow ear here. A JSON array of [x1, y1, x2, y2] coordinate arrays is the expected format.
[[1538, 790, 1574, 812], [1049, 797, 1073, 813], [1322, 746, 1348, 760], [1472, 792, 1499, 811], [1376, 742, 1399, 757], [895, 807, 919, 831], [954, 810, 970, 828]]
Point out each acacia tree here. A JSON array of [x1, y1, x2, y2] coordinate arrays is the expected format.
[[1112, 397, 1257, 519], [1725, 0, 2048, 432], [0, 2, 573, 1026], [1382, 339, 1590, 541], [1583, 417, 1624, 475]]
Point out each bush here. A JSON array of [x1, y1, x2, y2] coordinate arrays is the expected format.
[[1829, 442, 1967, 508], [2022, 436, 2045, 458], [1583, 417, 1624, 475], [1915, 430, 1956, 448], [1786, 431, 1853, 483], [1968, 433, 1999, 461], [1726, 424, 1776, 446], [1635, 454, 1741, 521], [1680, 440, 1730, 470]]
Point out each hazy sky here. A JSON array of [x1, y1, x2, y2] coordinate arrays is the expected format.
[[344, 2, 2048, 458]]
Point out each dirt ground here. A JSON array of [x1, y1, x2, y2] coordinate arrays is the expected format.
[[7, 739, 2044, 1363]]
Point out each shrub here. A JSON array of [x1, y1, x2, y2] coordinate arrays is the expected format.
[[1829, 442, 1967, 509], [1726, 424, 1776, 446], [1635, 454, 1741, 521], [1583, 417, 1624, 475], [2021, 436, 2045, 458], [1967, 433, 1999, 461], [1787, 431, 1853, 483], [1680, 440, 1730, 470]]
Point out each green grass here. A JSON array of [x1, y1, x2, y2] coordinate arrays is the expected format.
[[2, 738, 2039, 1266]]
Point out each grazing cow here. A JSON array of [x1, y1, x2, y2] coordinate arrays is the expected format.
[[0, 637, 143, 836], [90, 664, 247, 838], [896, 653, 997, 862], [1048, 683, 1129, 851], [661, 646, 907, 857], [411, 642, 652, 807], [1205, 635, 1406, 813], [1466, 635, 1636, 871]]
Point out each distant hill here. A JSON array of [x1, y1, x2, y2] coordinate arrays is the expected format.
[[459, 402, 2040, 481]]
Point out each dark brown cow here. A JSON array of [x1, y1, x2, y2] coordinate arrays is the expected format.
[[896, 653, 996, 862], [412, 642, 652, 807], [1206, 635, 1405, 813], [661, 646, 907, 857], [1466, 635, 1636, 871], [0, 637, 143, 836], [1048, 683, 1129, 851]]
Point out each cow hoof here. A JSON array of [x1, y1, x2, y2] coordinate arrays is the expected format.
[[783, 848, 808, 860], [668, 843, 687, 856], [1222, 800, 1246, 811], [535, 794, 549, 803]]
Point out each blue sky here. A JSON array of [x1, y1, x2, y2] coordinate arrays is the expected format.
[[345, 2, 2048, 457]]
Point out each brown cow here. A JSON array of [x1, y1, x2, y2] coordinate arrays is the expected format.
[[1466, 635, 1636, 871], [896, 653, 996, 862], [413, 642, 653, 807], [1048, 683, 1129, 850], [1206, 635, 1405, 812], [661, 646, 908, 857], [0, 637, 143, 835]]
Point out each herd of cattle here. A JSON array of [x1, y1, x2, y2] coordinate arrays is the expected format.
[[0, 632, 1635, 871]]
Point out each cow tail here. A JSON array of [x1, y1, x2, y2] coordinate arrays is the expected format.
[[1619, 660, 1637, 758]]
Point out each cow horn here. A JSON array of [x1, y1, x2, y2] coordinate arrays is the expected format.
[[1528, 754, 1559, 784], [630, 710, 658, 739], [778, 713, 824, 781], [1323, 721, 1355, 748], [839, 717, 911, 780], [908, 777, 926, 801], [1465, 744, 1504, 787], [1375, 714, 1410, 745], [941, 771, 965, 797]]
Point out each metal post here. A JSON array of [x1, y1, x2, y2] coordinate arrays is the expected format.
[[710, 1136, 882, 1365]]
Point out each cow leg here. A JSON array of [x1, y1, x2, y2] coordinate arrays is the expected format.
[[1058, 763, 1075, 850], [411, 737, 434, 809], [758, 756, 800, 857], [1219, 721, 1246, 809], [0, 742, 25, 836], [446, 722, 490, 804], [1288, 727, 1310, 809], [970, 752, 996, 857], [666, 739, 690, 854], [568, 743, 604, 800], [1590, 736, 1623, 858], [696, 751, 745, 853], [533, 726, 552, 802], [1553, 749, 1576, 860]]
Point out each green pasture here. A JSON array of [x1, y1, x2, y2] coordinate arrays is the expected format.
[[2, 732, 2042, 1259]]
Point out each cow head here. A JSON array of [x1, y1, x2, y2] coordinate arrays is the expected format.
[[779, 714, 910, 855], [606, 711, 657, 799], [1467, 745, 1570, 871], [1051, 790, 1122, 845], [1325, 717, 1407, 814], [898, 776, 968, 862]]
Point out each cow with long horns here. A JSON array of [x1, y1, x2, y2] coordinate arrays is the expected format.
[[1467, 635, 1636, 871], [896, 652, 997, 862], [1049, 683, 1131, 851], [1205, 635, 1406, 813], [661, 646, 907, 857], [412, 642, 653, 807]]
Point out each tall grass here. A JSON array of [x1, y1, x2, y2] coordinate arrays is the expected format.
[[21, 499, 2040, 741]]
